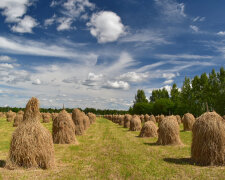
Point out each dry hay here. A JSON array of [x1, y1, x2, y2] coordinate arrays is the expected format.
[[140, 114, 145, 123], [155, 115, 160, 123], [139, 121, 158, 138], [144, 114, 150, 122], [82, 112, 90, 130], [6, 110, 16, 122], [130, 115, 142, 131], [42, 113, 51, 123], [149, 115, 156, 123], [7, 97, 55, 169], [52, 109, 78, 144], [51, 113, 58, 122], [157, 115, 165, 126], [124, 114, 132, 128], [157, 116, 182, 145], [87, 112, 96, 124], [119, 115, 125, 126], [0, 112, 6, 119], [13, 110, 24, 127], [223, 115, 225, 120], [72, 108, 85, 136], [191, 112, 225, 166], [183, 113, 195, 131], [176, 115, 182, 124]]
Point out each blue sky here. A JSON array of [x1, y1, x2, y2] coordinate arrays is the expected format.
[[0, 0, 224, 109]]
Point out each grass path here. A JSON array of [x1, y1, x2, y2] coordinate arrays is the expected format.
[[0, 117, 224, 179]]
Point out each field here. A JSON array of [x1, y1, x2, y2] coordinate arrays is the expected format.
[[0, 117, 224, 180]]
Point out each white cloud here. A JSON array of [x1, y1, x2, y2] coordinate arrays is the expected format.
[[120, 30, 169, 44], [162, 73, 176, 79], [32, 78, 41, 85], [44, 14, 57, 26], [0, 63, 14, 69], [57, 17, 73, 31], [163, 79, 174, 85], [156, 54, 212, 60], [0, 36, 98, 62], [193, 16, 205, 22], [11, 16, 38, 33], [0, 0, 30, 22], [87, 72, 103, 81], [0, 55, 16, 63], [118, 72, 148, 82], [87, 11, 126, 43], [190, 25, 199, 32], [161, 85, 172, 93], [103, 80, 130, 90], [46, 0, 95, 31], [217, 31, 225, 36], [154, 0, 186, 22], [0, 0, 37, 33]]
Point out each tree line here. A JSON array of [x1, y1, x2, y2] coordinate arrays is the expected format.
[[129, 67, 225, 117]]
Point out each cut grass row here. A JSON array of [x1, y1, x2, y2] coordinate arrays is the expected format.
[[0, 117, 224, 179]]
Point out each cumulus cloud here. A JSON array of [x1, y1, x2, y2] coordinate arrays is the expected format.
[[87, 11, 126, 43], [118, 72, 148, 82], [11, 16, 38, 33], [0, 0, 37, 33], [82, 72, 103, 86], [32, 78, 41, 85], [103, 80, 130, 90], [190, 25, 199, 32]]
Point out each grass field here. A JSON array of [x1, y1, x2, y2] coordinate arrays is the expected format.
[[0, 117, 224, 180]]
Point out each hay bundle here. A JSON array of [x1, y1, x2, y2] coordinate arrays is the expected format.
[[139, 121, 158, 138], [119, 115, 125, 126], [42, 113, 51, 123], [144, 114, 150, 122], [191, 112, 225, 165], [13, 110, 24, 127], [140, 114, 145, 123], [8, 97, 55, 169], [157, 115, 165, 126], [72, 109, 85, 136], [51, 113, 58, 122], [130, 116, 142, 131], [223, 115, 225, 120], [0, 112, 6, 119], [52, 110, 78, 144], [82, 113, 90, 130], [87, 112, 96, 124], [6, 110, 16, 122], [176, 115, 182, 124], [124, 114, 132, 128], [183, 113, 195, 131], [157, 116, 182, 145], [149, 115, 156, 123]]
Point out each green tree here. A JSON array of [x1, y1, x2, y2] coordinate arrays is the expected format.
[[150, 88, 169, 102], [134, 89, 148, 104]]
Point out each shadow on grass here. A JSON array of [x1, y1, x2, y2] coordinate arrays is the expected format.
[[163, 157, 193, 165], [0, 160, 6, 168], [143, 142, 158, 146]]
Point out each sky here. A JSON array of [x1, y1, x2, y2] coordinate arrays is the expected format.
[[0, 0, 224, 110]]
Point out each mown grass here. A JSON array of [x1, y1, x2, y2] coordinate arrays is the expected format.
[[0, 117, 224, 179]]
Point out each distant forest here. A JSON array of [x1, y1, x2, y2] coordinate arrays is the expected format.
[[129, 67, 225, 117], [0, 67, 224, 116]]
